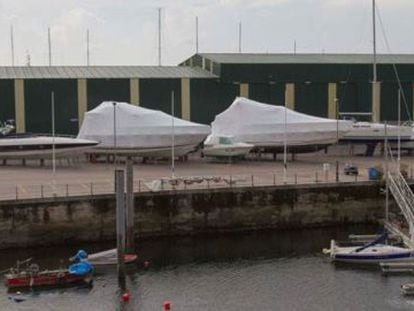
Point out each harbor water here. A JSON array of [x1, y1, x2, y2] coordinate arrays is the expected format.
[[1, 225, 414, 311]]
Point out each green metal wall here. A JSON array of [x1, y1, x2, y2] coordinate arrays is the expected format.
[[87, 79, 130, 110], [295, 83, 328, 117], [380, 82, 412, 121], [249, 83, 285, 105], [0, 80, 15, 123], [140, 79, 181, 117], [190, 79, 238, 124], [25, 79, 77, 134], [337, 82, 372, 120], [220, 63, 414, 84], [220, 64, 371, 83], [218, 63, 414, 119]]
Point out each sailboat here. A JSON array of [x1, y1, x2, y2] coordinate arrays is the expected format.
[[324, 125, 414, 264], [323, 1, 414, 263], [340, 0, 412, 155]]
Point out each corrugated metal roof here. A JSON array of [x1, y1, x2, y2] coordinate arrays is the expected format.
[[197, 53, 414, 64], [0, 66, 217, 79]]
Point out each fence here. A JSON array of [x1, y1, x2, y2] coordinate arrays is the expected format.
[[0, 168, 373, 202]]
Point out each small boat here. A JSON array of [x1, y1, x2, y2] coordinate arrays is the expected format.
[[5, 268, 92, 290], [324, 234, 414, 264], [0, 135, 99, 159], [88, 248, 137, 266], [401, 283, 414, 295], [0, 120, 15, 137], [202, 135, 253, 158], [4, 257, 93, 290]]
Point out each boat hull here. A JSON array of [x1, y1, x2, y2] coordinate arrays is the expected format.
[[203, 145, 253, 158], [239, 130, 342, 152], [341, 122, 412, 143], [5, 270, 92, 289], [333, 252, 413, 264], [89, 144, 199, 158], [0, 136, 98, 159]]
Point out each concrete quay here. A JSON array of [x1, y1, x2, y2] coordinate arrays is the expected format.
[[0, 145, 409, 200], [0, 180, 387, 249]]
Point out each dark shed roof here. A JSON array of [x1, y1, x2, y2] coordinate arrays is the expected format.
[[0, 66, 217, 79], [196, 53, 414, 65]]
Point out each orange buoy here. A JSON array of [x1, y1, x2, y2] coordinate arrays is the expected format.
[[163, 300, 171, 310], [121, 292, 130, 302]]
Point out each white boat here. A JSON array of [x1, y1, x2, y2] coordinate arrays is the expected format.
[[87, 248, 137, 266], [210, 97, 352, 153], [342, 122, 412, 143], [0, 120, 15, 137], [325, 239, 413, 264], [78, 102, 210, 158], [401, 283, 414, 295], [0, 135, 98, 159], [202, 135, 253, 158]]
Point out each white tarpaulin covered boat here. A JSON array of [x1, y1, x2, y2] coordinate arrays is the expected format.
[[78, 102, 210, 157], [211, 97, 352, 153]]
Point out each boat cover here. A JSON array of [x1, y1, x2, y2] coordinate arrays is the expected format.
[[78, 102, 210, 148], [211, 97, 352, 146], [68, 261, 93, 276]]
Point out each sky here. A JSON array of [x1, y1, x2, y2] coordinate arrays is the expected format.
[[0, 0, 413, 66]]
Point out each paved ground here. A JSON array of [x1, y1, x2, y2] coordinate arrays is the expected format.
[[0, 145, 410, 200]]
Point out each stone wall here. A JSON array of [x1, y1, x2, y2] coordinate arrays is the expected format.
[[0, 182, 385, 249]]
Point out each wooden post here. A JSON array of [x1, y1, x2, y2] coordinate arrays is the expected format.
[[115, 169, 126, 282], [126, 159, 135, 252]]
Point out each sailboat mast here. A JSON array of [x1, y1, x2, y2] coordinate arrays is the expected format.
[[371, 0, 378, 122], [171, 91, 175, 178], [398, 88, 401, 165], [158, 8, 162, 66], [283, 86, 288, 183], [385, 122, 389, 224], [372, 0, 377, 83], [10, 25, 15, 66], [195, 16, 199, 54]]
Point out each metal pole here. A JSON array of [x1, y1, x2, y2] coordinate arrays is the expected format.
[[371, 0, 377, 122], [126, 159, 135, 252], [158, 7, 162, 66], [283, 86, 288, 184], [48, 27, 52, 66], [397, 88, 401, 167], [335, 98, 339, 143], [171, 91, 175, 178], [336, 161, 339, 182], [86, 29, 90, 66], [372, 0, 377, 84], [115, 169, 126, 280], [195, 16, 199, 54], [113, 102, 117, 167], [10, 25, 15, 66], [51, 92, 56, 195], [385, 122, 389, 224], [238, 22, 242, 53]]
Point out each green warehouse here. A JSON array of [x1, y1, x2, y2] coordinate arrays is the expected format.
[[0, 53, 414, 135]]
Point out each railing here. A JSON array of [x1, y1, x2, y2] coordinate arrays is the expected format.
[[0, 169, 369, 202], [387, 148, 414, 244]]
